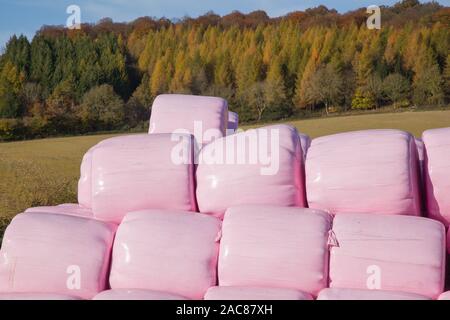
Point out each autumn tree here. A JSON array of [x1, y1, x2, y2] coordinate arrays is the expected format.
[[383, 73, 411, 107], [363, 74, 384, 108], [0, 61, 24, 118], [304, 64, 343, 114], [80, 84, 125, 130]]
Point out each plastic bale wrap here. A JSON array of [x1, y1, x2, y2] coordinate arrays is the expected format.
[[196, 125, 306, 218], [299, 133, 311, 161], [109, 210, 221, 300], [0, 212, 116, 299], [90, 134, 196, 223], [25, 204, 93, 219], [448, 230, 450, 254], [227, 111, 239, 134], [438, 291, 450, 300], [423, 128, 450, 226], [93, 289, 187, 300], [204, 286, 313, 300], [317, 288, 430, 300], [306, 130, 421, 216], [78, 147, 94, 208], [149, 94, 228, 146], [329, 214, 446, 299], [218, 206, 331, 296]]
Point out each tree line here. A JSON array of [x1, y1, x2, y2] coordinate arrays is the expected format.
[[0, 0, 449, 140]]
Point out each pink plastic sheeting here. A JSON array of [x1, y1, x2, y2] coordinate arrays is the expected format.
[[25, 204, 93, 219], [78, 147, 94, 208], [90, 134, 196, 223], [415, 138, 425, 163], [93, 289, 187, 300], [329, 214, 446, 299], [447, 229, 450, 254], [227, 111, 239, 134], [0, 212, 116, 299], [0, 293, 80, 300], [110, 210, 221, 300], [317, 288, 430, 300], [306, 130, 421, 216], [299, 133, 311, 161], [218, 206, 331, 296], [423, 128, 450, 226], [204, 287, 313, 300], [149, 94, 228, 146], [438, 291, 450, 300], [196, 125, 306, 218]]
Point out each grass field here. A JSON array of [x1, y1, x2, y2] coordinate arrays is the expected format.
[[1, 110, 449, 235]]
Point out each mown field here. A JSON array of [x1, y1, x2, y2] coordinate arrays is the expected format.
[[1, 110, 450, 235]]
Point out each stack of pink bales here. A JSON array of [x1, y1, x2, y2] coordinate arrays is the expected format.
[[1, 94, 449, 300]]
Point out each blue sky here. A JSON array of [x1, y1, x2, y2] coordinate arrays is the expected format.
[[0, 0, 448, 49]]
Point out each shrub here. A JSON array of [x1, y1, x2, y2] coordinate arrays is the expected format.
[[351, 91, 376, 110]]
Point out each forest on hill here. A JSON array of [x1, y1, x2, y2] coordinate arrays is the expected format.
[[0, 0, 449, 140]]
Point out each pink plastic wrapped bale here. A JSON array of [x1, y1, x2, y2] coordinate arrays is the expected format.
[[329, 214, 446, 299], [227, 111, 239, 134], [109, 210, 221, 300], [25, 204, 93, 219], [93, 289, 187, 300], [423, 128, 450, 226], [196, 125, 306, 218], [317, 288, 430, 300], [204, 287, 313, 300], [438, 291, 450, 300], [149, 94, 228, 146], [90, 134, 196, 223], [218, 206, 331, 296], [0, 212, 116, 299], [306, 130, 421, 216], [78, 147, 94, 208], [0, 293, 80, 300]]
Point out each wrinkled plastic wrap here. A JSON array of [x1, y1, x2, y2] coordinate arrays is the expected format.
[[218, 206, 331, 296], [204, 286, 313, 300], [227, 111, 239, 134], [25, 204, 94, 219], [423, 128, 450, 226], [0, 212, 116, 299], [438, 291, 450, 300], [448, 230, 450, 254], [93, 289, 187, 300], [78, 147, 94, 208], [317, 288, 430, 300], [90, 134, 196, 223], [329, 214, 445, 299], [306, 130, 421, 216], [196, 125, 306, 218], [149, 94, 228, 146], [109, 210, 221, 300], [299, 133, 311, 161]]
